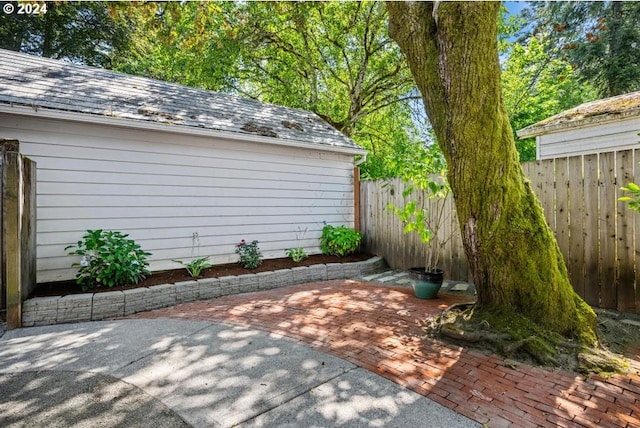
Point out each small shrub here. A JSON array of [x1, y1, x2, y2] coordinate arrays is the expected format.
[[65, 229, 151, 291], [285, 247, 308, 263], [235, 239, 262, 269], [320, 225, 362, 257], [173, 256, 212, 278]]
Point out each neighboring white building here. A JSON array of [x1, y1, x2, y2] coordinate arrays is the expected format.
[[517, 91, 640, 160], [0, 49, 366, 283]]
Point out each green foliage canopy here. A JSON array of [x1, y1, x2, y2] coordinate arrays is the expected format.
[[522, 1, 640, 98], [0, 1, 129, 67], [109, 1, 241, 92], [501, 34, 597, 161]]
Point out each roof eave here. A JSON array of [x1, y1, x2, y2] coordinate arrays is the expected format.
[[0, 104, 367, 156], [517, 108, 640, 138]]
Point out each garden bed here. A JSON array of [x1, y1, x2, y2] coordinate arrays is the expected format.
[[22, 254, 386, 327], [31, 252, 375, 298]]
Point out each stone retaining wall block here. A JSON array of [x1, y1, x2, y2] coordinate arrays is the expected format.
[[21, 296, 60, 327], [308, 264, 328, 282], [291, 266, 311, 283], [256, 271, 276, 290], [218, 276, 240, 296], [326, 263, 345, 280], [92, 291, 125, 320], [57, 294, 93, 324], [123, 287, 150, 315], [147, 283, 176, 310], [175, 280, 200, 303], [197, 278, 221, 300], [358, 256, 385, 275], [343, 263, 361, 278], [237, 273, 258, 293]]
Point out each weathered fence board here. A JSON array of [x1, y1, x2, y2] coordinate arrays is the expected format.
[[555, 158, 571, 263], [636, 221, 640, 312], [1, 139, 37, 328], [568, 155, 585, 297], [617, 150, 636, 312], [361, 148, 640, 313], [583, 154, 600, 307], [635, 149, 640, 313], [599, 152, 617, 309], [540, 159, 556, 230]]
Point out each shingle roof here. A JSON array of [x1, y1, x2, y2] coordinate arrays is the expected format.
[[517, 91, 640, 138], [0, 49, 364, 153]]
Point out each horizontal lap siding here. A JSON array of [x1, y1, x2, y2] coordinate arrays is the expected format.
[[1, 115, 355, 282], [539, 117, 640, 159]]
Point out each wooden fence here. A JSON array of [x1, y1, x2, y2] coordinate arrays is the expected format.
[[360, 178, 468, 279], [360, 149, 640, 313]]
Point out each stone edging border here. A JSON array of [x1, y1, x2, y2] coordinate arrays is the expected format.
[[22, 256, 387, 327]]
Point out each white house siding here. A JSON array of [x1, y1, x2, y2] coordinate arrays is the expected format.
[[538, 116, 640, 159], [0, 114, 357, 282]]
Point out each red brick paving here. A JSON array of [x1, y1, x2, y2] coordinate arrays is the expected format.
[[125, 280, 640, 428]]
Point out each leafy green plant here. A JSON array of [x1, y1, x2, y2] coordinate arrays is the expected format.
[[65, 229, 151, 291], [386, 150, 454, 273], [235, 239, 262, 269], [173, 256, 212, 278], [285, 247, 308, 263], [620, 182, 640, 212], [387, 179, 451, 272], [320, 225, 362, 257]]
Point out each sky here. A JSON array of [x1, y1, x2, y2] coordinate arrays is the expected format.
[[505, 1, 528, 17]]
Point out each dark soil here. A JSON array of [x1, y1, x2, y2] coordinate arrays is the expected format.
[[595, 309, 640, 360], [31, 252, 374, 298]]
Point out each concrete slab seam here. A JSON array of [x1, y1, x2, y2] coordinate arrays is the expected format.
[[235, 365, 360, 426]]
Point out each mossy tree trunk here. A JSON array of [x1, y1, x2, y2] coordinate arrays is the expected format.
[[387, 1, 596, 344]]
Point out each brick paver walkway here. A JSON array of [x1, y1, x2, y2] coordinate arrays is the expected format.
[[126, 280, 640, 428]]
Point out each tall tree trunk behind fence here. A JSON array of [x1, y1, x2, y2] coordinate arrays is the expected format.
[[361, 149, 640, 313], [1, 139, 37, 328]]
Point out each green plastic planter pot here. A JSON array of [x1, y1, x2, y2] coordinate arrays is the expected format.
[[408, 267, 444, 299]]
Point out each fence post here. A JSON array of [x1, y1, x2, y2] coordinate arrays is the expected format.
[[353, 166, 361, 232], [1, 139, 37, 329]]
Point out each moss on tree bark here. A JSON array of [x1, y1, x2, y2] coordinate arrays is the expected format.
[[387, 1, 597, 345]]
